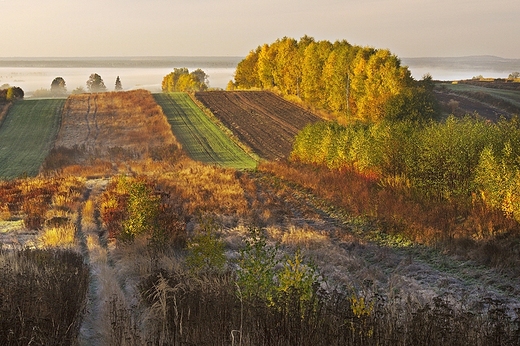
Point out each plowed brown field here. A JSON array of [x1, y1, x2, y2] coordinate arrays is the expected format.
[[194, 91, 320, 160]]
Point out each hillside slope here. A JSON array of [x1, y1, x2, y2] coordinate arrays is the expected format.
[[0, 99, 63, 179]]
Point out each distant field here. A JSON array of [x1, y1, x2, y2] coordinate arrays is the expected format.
[[434, 81, 520, 120], [194, 91, 321, 160], [154, 93, 257, 169], [51, 90, 178, 166], [441, 83, 520, 108], [0, 99, 63, 179]]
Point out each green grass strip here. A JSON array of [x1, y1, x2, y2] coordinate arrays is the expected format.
[[154, 92, 257, 169], [0, 99, 64, 179], [443, 83, 520, 108]]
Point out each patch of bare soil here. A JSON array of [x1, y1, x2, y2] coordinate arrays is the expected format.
[[195, 91, 321, 160]]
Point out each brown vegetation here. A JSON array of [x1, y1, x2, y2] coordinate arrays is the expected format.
[[259, 160, 520, 275], [2, 89, 520, 344], [0, 249, 89, 345], [44, 90, 181, 172]]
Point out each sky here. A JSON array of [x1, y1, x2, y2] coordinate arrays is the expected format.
[[1, 0, 519, 59]]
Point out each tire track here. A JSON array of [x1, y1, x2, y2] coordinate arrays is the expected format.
[[91, 95, 100, 145], [84, 95, 91, 145]]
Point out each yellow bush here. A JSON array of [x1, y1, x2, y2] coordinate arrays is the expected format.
[[0, 205, 11, 221], [41, 224, 76, 248]]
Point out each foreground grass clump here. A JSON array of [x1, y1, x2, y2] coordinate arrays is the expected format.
[[0, 249, 89, 345], [40, 223, 76, 248], [127, 227, 519, 346]]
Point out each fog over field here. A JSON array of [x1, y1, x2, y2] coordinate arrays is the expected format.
[[0, 57, 242, 94], [402, 55, 520, 81]]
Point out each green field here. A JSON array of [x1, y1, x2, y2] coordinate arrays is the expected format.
[[154, 93, 257, 169], [0, 99, 64, 179], [442, 83, 520, 108]]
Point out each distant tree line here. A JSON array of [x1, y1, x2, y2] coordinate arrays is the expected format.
[[231, 36, 438, 122], [162, 68, 208, 92], [31, 74, 123, 97], [0, 85, 24, 102]]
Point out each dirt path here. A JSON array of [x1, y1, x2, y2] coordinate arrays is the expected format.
[[76, 178, 137, 346]]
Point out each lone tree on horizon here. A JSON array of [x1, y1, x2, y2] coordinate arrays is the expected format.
[[86, 73, 107, 93], [50, 77, 67, 96], [115, 76, 123, 91]]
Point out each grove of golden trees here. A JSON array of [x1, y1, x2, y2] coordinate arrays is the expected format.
[[162, 68, 208, 92], [231, 36, 437, 122]]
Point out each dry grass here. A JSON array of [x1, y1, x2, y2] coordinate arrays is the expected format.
[[40, 223, 76, 248], [46, 90, 181, 170], [2, 155, 517, 344], [2, 89, 519, 343], [157, 158, 250, 219], [278, 226, 329, 249], [259, 160, 520, 275], [0, 249, 89, 345], [0, 204, 11, 221]]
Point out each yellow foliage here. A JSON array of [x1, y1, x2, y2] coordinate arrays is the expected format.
[[41, 224, 76, 248], [52, 193, 72, 208], [0, 205, 11, 221], [350, 294, 374, 318]]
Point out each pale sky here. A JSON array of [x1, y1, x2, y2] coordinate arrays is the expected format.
[[1, 0, 519, 59]]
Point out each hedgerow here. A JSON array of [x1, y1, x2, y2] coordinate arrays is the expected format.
[[291, 115, 520, 207]]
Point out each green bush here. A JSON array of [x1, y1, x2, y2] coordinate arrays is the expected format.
[[121, 178, 159, 241], [186, 218, 226, 274], [236, 228, 322, 313], [292, 116, 520, 202], [406, 116, 496, 199], [101, 175, 186, 245], [236, 228, 279, 302]]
